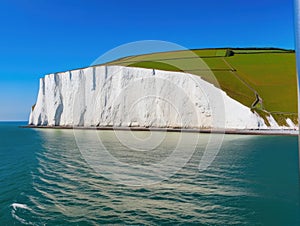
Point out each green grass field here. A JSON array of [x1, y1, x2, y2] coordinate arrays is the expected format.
[[104, 48, 297, 125]]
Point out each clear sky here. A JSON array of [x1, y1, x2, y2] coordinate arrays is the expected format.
[[0, 0, 296, 121]]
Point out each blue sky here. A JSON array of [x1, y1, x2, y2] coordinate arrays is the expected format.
[[0, 0, 296, 121]]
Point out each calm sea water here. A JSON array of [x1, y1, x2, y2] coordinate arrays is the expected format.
[[0, 122, 299, 225]]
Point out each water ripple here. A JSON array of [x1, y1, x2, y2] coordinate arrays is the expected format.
[[7, 129, 300, 225]]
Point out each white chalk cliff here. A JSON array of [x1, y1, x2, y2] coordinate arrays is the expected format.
[[29, 65, 296, 130]]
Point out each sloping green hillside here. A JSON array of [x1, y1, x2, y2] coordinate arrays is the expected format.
[[105, 48, 297, 126]]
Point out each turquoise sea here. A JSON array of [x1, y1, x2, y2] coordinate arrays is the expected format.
[[0, 122, 299, 225]]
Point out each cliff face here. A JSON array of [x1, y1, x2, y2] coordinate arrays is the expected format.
[[29, 65, 295, 130]]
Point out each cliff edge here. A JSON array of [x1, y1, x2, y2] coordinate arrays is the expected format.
[[29, 65, 297, 130]]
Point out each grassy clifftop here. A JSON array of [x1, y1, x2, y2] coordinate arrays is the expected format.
[[105, 48, 297, 126]]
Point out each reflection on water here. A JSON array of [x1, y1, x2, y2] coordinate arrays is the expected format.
[[75, 129, 210, 185], [10, 129, 300, 225]]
